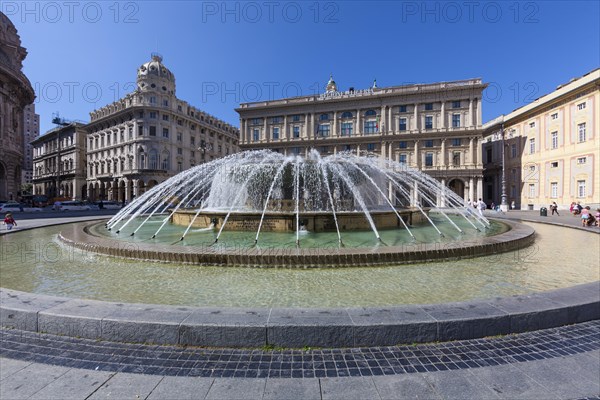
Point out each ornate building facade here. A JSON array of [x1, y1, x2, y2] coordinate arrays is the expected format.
[[483, 68, 599, 210], [0, 13, 35, 200], [237, 77, 487, 200], [31, 122, 88, 200], [86, 54, 240, 203]]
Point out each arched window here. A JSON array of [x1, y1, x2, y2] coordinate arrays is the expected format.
[[148, 149, 159, 170], [161, 151, 170, 170], [365, 110, 377, 117], [341, 112, 353, 119]]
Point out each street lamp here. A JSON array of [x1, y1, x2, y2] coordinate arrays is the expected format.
[[500, 123, 508, 212]]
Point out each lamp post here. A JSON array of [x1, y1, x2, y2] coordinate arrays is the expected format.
[[500, 123, 508, 212]]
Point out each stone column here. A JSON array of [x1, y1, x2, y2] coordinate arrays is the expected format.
[[476, 137, 482, 167], [263, 118, 269, 143], [356, 109, 361, 136], [413, 104, 419, 131], [468, 98, 474, 127], [387, 106, 392, 133], [132, 179, 139, 199], [311, 113, 315, 139], [477, 176, 483, 200], [304, 114, 309, 139], [333, 111, 337, 137], [283, 115, 288, 140], [440, 101, 446, 129], [388, 142, 394, 162], [476, 98, 482, 127], [380, 106, 386, 133], [441, 139, 446, 166], [381, 141, 386, 160], [469, 177, 475, 201], [413, 140, 420, 168], [356, 144, 361, 156], [469, 137, 474, 165]]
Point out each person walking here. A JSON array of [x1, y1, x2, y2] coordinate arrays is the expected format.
[[477, 198, 487, 217], [550, 202, 560, 216], [3, 213, 17, 230]]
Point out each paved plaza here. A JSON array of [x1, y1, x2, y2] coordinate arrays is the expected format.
[[1, 210, 598, 399]]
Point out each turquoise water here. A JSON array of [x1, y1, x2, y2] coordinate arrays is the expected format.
[[92, 213, 506, 250], [0, 221, 597, 307]]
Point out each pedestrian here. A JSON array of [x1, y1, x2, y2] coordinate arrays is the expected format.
[[581, 206, 591, 226], [3, 213, 17, 230], [595, 209, 600, 227], [511, 200, 516, 210], [477, 198, 486, 217], [550, 202, 560, 216]]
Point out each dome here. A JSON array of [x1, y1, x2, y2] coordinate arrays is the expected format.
[[136, 53, 176, 94], [326, 75, 337, 93]]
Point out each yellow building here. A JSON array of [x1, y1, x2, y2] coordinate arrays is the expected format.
[[483, 68, 599, 210]]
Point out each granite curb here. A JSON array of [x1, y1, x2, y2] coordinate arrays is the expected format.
[[1, 283, 598, 348]]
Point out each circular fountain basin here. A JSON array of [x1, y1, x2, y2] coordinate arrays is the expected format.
[[0, 220, 598, 347], [63, 217, 529, 267]]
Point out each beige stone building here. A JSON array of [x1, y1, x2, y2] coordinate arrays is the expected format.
[[22, 103, 39, 185], [237, 76, 487, 201], [0, 13, 35, 200], [86, 54, 240, 203], [483, 68, 599, 210], [31, 122, 88, 200]]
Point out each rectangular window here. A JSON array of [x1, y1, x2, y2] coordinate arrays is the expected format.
[[272, 127, 280, 140], [162, 128, 169, 138], [149, 126, 156, 136], [292, 115, 300, 122], [399, 141, 407, 149], [511, 143, 517, 158], [163, 99, 169, 107], [551, 182, 558, 198], [162, 114, 169, 121], [577, 180, 586, 197], [452, 101, 461, 108], [150, 111, 157, 119], [551, 113, 558, 120], [578, 123, 586, 142], [399, 118, 407, 131], [272, 117, 281, 123], [425, 152, 433, 166], [177, 132, 182, 142], [177, 161, 182, 172], [367, 143, 376, 152], [529, 122, 535, 128], [177, 148, 182, 155], [399, 154, 407, 163], [577, 157, 587, 164], [551, 131, 558, 149], [551, 161, 558, 168], [452, 151, 460, 166], [452, 114, 460, 128], [529, 138, 535, 154], [577, 102, 586, 110], [424, 140, 434, 148], [317, 124, 330, 137], [138, 126, 143, 136], [425, 116, 433, 130], [251, 118, 261, 125], [253, 129, 260, 141], [341, 122, 353, 136], [424, 103, 433, 111], [529, 184, 535, 198], [149, 96, 156, 104], [451, 138, 461, 146], [364, 121, 377, 134], [190, 136, 195, 146], [293, 126, 300, 138], [399, 105, 407, 113]]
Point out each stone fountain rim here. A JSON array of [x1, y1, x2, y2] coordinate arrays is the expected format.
[[56, 218, 535, 267]]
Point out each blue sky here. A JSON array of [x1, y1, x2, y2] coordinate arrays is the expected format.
[[6, 0, 599, 134]]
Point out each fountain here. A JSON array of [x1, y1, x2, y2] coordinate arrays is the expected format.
[[105, 150, 488, 244], [2, 150, 598, 348]]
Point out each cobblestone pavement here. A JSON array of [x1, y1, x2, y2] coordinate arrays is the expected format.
[[1, 211, 599, 399]]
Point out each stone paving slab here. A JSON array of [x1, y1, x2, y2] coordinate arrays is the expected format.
[[86, 372, 163, 399], [421, 368, 502, 399], [263, 378, 321, 400], [204, 378, 266, 400], [320, 376, 381, 400], [0, 362, 69, 400], [29, 368, 114, 400], [146, 376, 214, 400], [0, 357, 31, 381]]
